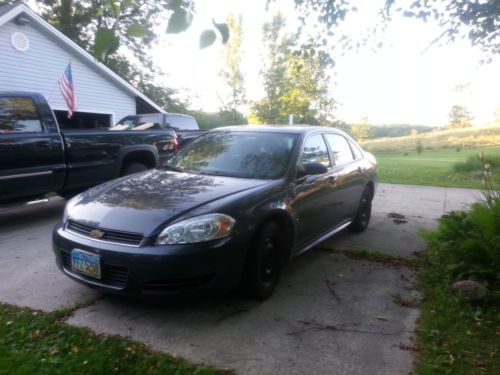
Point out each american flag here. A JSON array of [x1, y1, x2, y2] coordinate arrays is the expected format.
[[59, 63, 76, 118]]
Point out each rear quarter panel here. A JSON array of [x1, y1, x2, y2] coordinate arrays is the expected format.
[[62, 130, 174, 189]]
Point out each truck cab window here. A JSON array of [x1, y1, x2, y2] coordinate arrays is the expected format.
[[0, 97, 42, 133]]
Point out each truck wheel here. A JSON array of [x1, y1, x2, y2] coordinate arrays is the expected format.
[[121, 162, 148, 176], [242, 221, 285, 300]]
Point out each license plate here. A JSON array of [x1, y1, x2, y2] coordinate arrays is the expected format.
[[71, 249, 101, 279]]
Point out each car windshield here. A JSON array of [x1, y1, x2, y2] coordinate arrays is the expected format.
[[166, 131, 297, 179]]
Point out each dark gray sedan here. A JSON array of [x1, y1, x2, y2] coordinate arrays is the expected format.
[[53, 126, 377, 300]]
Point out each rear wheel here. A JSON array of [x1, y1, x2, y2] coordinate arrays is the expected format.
[[242, 222, 285, 300], [349, 186, 372, 232], [121, 162, 148, 176]]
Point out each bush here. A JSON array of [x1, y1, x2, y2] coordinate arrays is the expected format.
[[416, 140, 423, 154], [453, 153, 500, 173], [420, 199, 500, 291]]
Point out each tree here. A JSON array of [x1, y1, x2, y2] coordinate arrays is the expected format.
[[287, 0, 500, 59], [351, 124, 371, 142], [219, 14, 246, 112], [448, 105, 473, 128], [250, 14, 334, 124]]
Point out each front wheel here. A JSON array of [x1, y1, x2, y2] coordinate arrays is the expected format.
[[242, 222, 285, 300], [349, 186, 373, 232]]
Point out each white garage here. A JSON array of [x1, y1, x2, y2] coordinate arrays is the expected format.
[[0, 3, 164, 129]]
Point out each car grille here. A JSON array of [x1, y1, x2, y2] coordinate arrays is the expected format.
[[142, 274, 215, 294], [66, 220, 144, 247], [61, 251, 129, 289]]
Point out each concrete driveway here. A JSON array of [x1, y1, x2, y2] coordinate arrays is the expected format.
[[0, 183, 480, 374]]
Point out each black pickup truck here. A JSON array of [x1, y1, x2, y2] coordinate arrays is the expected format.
[[113, 113, 205, 146], [0, 92, 175, 205]]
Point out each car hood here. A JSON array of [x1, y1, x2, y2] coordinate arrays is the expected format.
[[67, 169, 272, 236]]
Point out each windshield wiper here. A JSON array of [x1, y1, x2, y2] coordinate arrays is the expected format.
[[162, 164, 184, 172]]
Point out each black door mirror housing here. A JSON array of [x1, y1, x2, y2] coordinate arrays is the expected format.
[[297, 162, 328, 178]]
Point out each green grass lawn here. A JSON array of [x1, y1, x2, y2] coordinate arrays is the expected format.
[[374, 146, 500, 189], [0, 303, 227, 375]]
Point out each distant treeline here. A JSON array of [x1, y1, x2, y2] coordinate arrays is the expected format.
[[332, 122, 434, 140]]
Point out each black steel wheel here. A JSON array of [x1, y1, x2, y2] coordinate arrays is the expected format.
[[349, 186, 372, 232], [242, 221, 285, 300]]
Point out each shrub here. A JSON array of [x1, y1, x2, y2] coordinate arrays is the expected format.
[[420, 199, 500, 291], [416, 140, 423, 154], [453, 153, 500, 173]]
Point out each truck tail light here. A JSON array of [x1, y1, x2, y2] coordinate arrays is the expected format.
[[173, 133, 179, 151]]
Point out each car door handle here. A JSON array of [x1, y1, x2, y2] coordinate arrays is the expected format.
[[34, 140, 50, 150]]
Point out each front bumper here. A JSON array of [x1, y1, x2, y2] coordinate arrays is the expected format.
[[52, 222, 249, 296]]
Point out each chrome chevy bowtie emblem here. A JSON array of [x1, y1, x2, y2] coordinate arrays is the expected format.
[[89, 229, 105, 238]]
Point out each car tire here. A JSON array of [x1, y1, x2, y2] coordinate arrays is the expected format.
[[242, 221, 285, 300], [349, 186, 373, 232], [122, 162, 148, 176]]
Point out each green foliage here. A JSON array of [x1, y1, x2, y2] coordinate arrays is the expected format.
[[420, 200, 500, 290], [448, 105, 473, 129], [351, 124, 371, 141], [126, 22, 147, 38], [93, 28, 119, 61], [416, 255, 500, 375], [374, 146, 500, 189], [0, 303, 226, 374], [218, 14, 246, 112], [453, 153, 500, 173], [250, 14, 334, 125], [199, 30, 217, 49], [282, 0, 500, 60], [166, 5, 193, 34], [416, 140, 423, 154], [189, 109, 247, 130]]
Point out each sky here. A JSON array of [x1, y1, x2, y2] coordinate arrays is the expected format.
[[27, 0, 499, 126], [148, 0, 500, 127]]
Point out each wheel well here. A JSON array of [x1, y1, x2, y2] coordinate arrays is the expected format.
[[257, 212, 295, 260], [366, 181, 375, 200], [121, 151, 156, 173]]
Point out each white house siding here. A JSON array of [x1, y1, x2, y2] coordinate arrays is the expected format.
[[0, 20, 136, 124]]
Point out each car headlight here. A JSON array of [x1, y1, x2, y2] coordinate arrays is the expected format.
[[155, 213, 236, 245]]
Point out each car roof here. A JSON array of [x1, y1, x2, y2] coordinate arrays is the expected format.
[[210, 125, 347, 135], [125, 113, 194, 118]]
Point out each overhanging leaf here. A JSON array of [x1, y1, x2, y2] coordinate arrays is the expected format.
[[93, 28, 119, 61], [127, 23, 147, 38], [166, 8, 192, 34], [199, 29, 216, 49], [212, 20, 229, 44]]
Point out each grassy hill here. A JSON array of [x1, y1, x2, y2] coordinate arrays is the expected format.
[[374, 146, 500, 189], [360, 125, 500, 153]]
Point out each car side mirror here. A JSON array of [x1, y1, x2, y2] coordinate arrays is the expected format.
[[297, 162, 328, 178]]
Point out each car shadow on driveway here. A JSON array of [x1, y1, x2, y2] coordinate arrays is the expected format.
[[67, 249, 419, 375]]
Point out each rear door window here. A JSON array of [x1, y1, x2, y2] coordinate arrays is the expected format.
[[324, 133, 354, 165], [0, 97, 42, 133], [301, 134, 331, 166]]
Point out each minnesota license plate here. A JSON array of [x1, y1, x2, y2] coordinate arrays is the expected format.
[[71, 249, 101, 279]]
